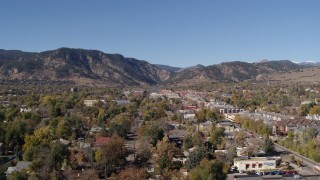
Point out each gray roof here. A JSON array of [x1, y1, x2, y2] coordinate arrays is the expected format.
[[14, 161, 32, 171], [6, 161, 31, 174]]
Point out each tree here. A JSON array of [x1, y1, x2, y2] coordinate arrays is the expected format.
[[80, 169, 99, 180], [183, 135, 193, 150], [138, 123, 164, 146], [185, 146, 208, 170], [161, 169, 183, 180], [65, 169, 99, 180], [7, 169, 28, 180], [300, 102, 316, 116], [0, 110, 5, 122], [30, 142, 69, 179], [234, 131, 246, 147], [117, 168, 148, 180], [23, 126, 54, 161], [263, 136, 275, 156], [108, 123, 128, 138], [4, 105, 19, 121], [96, 135, 129, 178], [189, 159, 227, 180], [242, 139, 261, 157], [95, 149, 103, 162], [209, 126, 225, 149], [309, 105, 320, 115], [56, 117, 71, 139], [297, 159, 302, 167], [196, 108, 207, 131], [135, 138, 152, 165], [191, 132, 204, 147], [49, 103, 63, 118], [152, 136, 182, 175], [302, 128, 318, 144], [226, 145, 237, 163], [291, 155, 295, 163], [206, 109, 224, 122], [5, 120, 26, 150], [97, 108, 106, 126]]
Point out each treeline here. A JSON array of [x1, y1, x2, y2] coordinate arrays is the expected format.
[[235, 115, 270, 136], [279, 128, 320, 162]]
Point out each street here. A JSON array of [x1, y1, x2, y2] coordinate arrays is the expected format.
[[225, 117, 320, 176]]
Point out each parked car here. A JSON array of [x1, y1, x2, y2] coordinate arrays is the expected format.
[[270, 171, 276, 175], [264, 172, 272, 175], [230, 166, 238, 172], [284, 170, 297, 175], [273, 170, 283, 175]]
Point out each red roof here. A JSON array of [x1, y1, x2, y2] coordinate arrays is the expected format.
[[95, 136, 111, 146], [184, 105, 198, 110]]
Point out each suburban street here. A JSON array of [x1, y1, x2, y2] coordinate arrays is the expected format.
[[225, 117, 320, 176], [274, 143, 319, 175]]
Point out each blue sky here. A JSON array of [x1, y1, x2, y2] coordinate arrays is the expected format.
[[1, 1, 319, 67]]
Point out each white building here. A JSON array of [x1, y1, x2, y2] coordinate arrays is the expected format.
[[233, 157, 281, 171], [306, 114, 320, 121], [20, 107, 32, 113], [89, 127, 104, 134], [84, 100, 106, 107], [183, 113, 196, 119]]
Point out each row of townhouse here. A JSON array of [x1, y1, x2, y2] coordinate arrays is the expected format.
[[272, 119, 320, 136]]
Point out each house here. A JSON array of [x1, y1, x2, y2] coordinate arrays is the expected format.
[[0, 101, 10, 107], [161, 89, 187, 99], [214, 150, 227, 154], [168, 130, 186, 149], [89, 127, 104, 135], [306, 114, 320, 121], [6, 161, 31, 175], [183, 113, 196, 119], [20, 107, 32, 113], [70, 86, 78, 92], [233, 157, 281, 172], [59, 138, 71, 146], [254, 109, 294, 121], [272, 120, 288, 135], [84, 100, 105, 107], [272, 119, 320, 135], [217, 121, 235, 131], [183, 105, 198, 111], [115, 100, 130, 106], [165, 92, 181, 99], [95, 136, 111, 146], [179, 109, 193, 114], [149, 93, 164, 99], [236, 147, 248, 157], [199, 121, 213, 136], [301, 100, 313, 105]]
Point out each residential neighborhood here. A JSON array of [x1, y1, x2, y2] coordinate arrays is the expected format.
[[1, 85, 320, 179]]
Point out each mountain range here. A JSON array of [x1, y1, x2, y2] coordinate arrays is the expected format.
[[0, 48, 310, 86]]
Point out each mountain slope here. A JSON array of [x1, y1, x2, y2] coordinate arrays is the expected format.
[[169, 60, 301, 83], [294, 61, 320, 67], [0, 48, 172, 86], [153, 64, 182, 72], [0, 48, 304, 86]]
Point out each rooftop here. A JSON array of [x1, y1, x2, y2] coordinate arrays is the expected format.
[[234, 156, 281, 162]]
